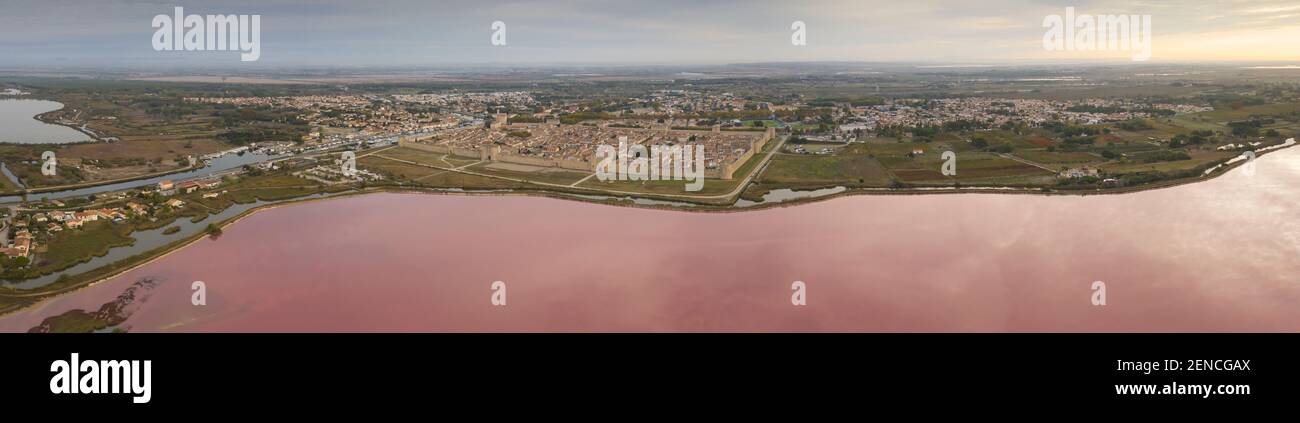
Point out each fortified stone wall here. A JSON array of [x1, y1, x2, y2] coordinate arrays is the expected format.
[[717, 127, 774, 180], [400, 126, 774, 178], [496, 152, 594, 172]]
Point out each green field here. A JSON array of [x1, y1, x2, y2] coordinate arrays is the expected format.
[[29, 220, 134, 276], [760, 153, 892, 187], [739, 119, 783, 128]]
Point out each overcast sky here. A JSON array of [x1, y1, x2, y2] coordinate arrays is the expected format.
[[1, 0, 1298, 68]]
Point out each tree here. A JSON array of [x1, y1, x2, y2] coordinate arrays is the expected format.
[[1101, 149, 1119, 160], [206, 223, 223, 237]]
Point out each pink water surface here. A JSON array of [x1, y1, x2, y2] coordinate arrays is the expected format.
[[4, 148, 1299, 332]]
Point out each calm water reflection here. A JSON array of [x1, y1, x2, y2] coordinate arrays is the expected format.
[[0, 100, 91, 144], [3, 147, 1299, 332]]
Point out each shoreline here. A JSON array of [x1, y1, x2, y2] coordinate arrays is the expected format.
[[0, 98, 201, 197], [2, 97, 1290, 205], [0, 139, 1293, 316], [7, 161, 202, 197], [0, 191, 359, 315], [507, 136, 1297, 214], [1, 98, 100, 144], [31, 99, 103, 143]]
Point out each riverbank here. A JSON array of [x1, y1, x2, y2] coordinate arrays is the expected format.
[[486, 136, 1298, 214], [8, 158, 1300, 333], [0, 100, 200, 196], [0, 139, 1294, 316], [0, 183, 714, 316], [0, 160, 201, 198], [0, 191, 353, 314], [32, 103, 102, 143], [724, 138, 1299, 211]]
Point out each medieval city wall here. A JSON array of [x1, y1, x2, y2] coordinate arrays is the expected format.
[[401, 126, 775, 179]]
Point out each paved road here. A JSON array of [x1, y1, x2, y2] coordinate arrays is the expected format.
[[999, 153, 1058, 173], [0, 205, 13, 245]]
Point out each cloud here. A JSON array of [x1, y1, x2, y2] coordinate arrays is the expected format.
[[0, 0, 1297, 67]]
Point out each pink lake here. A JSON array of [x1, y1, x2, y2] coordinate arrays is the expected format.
[[3, 147, 1299, 332]]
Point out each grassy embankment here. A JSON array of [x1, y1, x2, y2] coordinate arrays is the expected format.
[[0, 171, 334, 315]]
